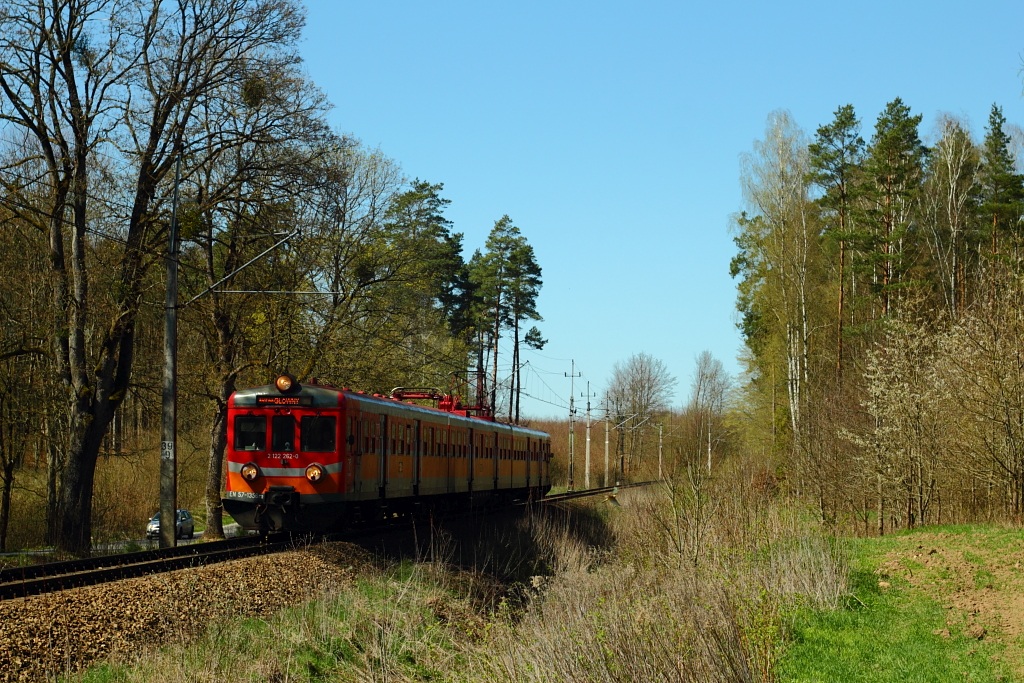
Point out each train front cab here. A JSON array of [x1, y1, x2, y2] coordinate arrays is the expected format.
[[223, 378, 346, 532]]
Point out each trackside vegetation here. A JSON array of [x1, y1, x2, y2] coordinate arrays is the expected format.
[[5, 0, 1024, 679], [63, 491, 1024, 682], [64, 481, 845, 682]]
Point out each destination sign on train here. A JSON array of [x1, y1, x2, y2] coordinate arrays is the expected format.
[[256, 395, 313, 406]]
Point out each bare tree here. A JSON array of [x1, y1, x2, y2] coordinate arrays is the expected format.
[[937, 283, 1024, 518], [688, 351, 729, 473], [173, 51, 330, 539], [0, 0, 308, 554], [605, 352, 677, 475], [922, 115, 979, 318]]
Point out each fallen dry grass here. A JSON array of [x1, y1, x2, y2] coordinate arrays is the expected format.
[[458, 482, 847, 683]]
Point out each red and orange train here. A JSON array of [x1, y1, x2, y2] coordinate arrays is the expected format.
[[222, 374, 553, 532]]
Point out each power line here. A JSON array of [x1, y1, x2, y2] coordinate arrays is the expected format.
[[518, 389, 569, 411]]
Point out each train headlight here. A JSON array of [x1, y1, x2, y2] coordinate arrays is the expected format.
[[241, 462, 261, 482], [305, 463, 324, 483], [275, 374, 297, 393]]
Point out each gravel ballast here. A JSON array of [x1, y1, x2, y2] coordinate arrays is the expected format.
[[0, 543, 370, 682]]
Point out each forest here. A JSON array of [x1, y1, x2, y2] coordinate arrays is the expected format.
[[0, 0, 544, 555], [731, 99, 1024, 535]]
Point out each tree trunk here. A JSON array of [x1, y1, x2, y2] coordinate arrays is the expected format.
[[512, 315, 520, 424], [54, 402, 114, 555], [491, 303, 500, 414], [0, 459, 13, 552], [837, 238, 846, 381], [205, 398, 229, 540], [877, 469, 885, 536]]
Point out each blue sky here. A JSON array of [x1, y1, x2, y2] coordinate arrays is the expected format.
[[297, 0, 1024, 419]]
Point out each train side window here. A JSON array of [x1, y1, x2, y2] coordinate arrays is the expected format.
[[235, 416, 266, 451], [301, 415, 336, 452], [272, 415, 296, 452]]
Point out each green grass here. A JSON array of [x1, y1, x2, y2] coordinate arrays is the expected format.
[[67, 562, 464, 683], [74, 664, 129, 683], [777, 535, 1014, 683]]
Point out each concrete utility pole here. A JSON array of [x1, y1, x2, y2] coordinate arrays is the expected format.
[[617, 421, 625, 485], [159, 156, 182, 549], [584, 383, 593, 490], [566, 361, 580, 490], [604, 402, 610, 487], [159, 154, 298, 548]]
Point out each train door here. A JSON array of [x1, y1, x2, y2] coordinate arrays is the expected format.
[[441, 427, 450, 494], [475, 431, 491, 492], [351, 413, 361, 495], [378, 413, 387, 498], [443, 427, 452, 494], [413, 419, 422, 496], [467, 428, 475, 493], [359, 413, 382, 500], [493, 431, 500, 491], [528, 438, 536, 491]]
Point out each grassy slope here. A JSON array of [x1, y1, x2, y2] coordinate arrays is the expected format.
[[779, 526, 1023, 682]]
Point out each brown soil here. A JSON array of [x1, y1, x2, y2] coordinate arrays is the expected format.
[[875, 529, 1024, 676]]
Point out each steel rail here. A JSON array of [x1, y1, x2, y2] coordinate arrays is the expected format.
[[0, 535, 290, 601], [530, 480, 658, 505]]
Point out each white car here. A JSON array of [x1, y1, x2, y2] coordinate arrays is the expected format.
[[146, 509, 195, 539]]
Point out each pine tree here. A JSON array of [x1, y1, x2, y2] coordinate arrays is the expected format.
[[978, 104, 1024, 267], [808, 104, 865, 378], [467, 216, 543, 419], [506, 241, 543, 422], [862, 98, 926, 318]]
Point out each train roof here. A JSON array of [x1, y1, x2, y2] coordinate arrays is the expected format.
[[229, 378, 549, 438]]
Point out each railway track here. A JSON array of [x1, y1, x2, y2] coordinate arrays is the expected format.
[[0, 482, 655, 601], [0, 534, 291, 601], [536, 481, 655, 506]]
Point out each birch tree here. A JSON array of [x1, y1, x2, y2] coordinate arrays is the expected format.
[[735, 110, 819, 449], [921, 115, 979, 317]]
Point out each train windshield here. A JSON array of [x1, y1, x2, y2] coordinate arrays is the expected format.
[[272, 415, 296, 452], [234, 416, 266, 451], [301, 415, 336, 452]]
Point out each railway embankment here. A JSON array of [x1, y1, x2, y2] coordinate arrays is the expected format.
[[12, 490, 1014, 681], [0, 543, 368, 682]]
